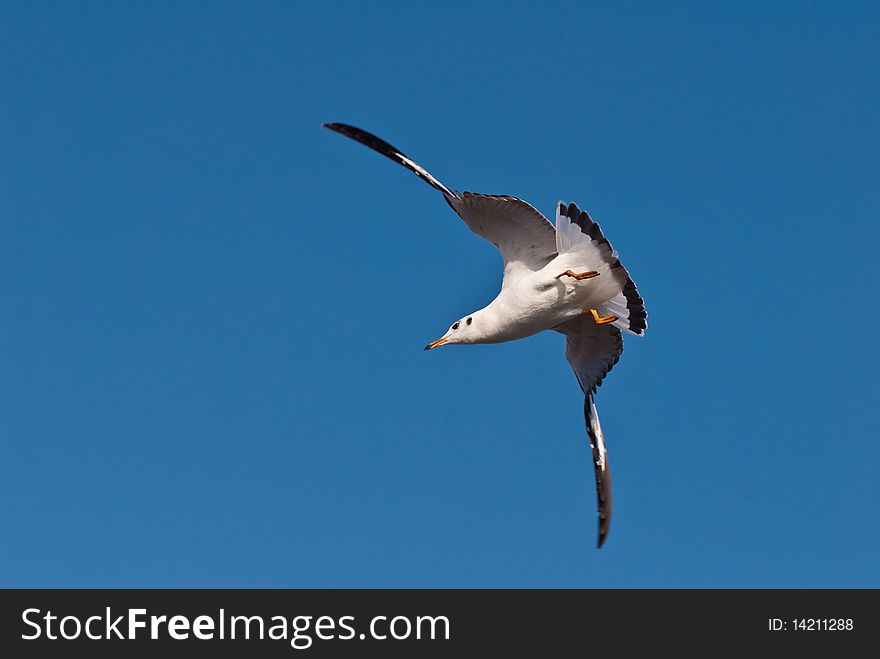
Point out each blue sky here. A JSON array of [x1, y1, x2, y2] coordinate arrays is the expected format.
[[1, 1, 877, 587]]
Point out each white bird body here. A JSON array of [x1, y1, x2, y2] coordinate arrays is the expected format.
[[457, 253, 627, 345], [324, 122, 647, 548]]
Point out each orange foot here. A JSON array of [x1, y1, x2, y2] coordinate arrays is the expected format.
[[556, 270, 600, 281], [587, 308, 618, 325]]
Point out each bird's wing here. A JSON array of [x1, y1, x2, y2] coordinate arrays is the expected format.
[[554, 315, 624, 548], [444, 192, 558, 286], [324, 123, 558, 285]]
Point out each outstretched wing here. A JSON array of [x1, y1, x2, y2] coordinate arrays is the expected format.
[[323, 122, 454, 196], [555, 315, 623, 548], [324, 123, 558, 284], [556, 314, 623, 395], [445, 193, 558, 286], [584, 393, 612, 548]]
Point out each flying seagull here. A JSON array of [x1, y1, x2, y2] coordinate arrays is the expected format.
[[324, 123, 647, 548]]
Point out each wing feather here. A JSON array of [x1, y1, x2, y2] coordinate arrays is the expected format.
[[445, 192, 558, 286], [585, 392, 612, 548], [324, 123, 558, 284], [555, 316, 624, 548], [323, 122, 453, 196]]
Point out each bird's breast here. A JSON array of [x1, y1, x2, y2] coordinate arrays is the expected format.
[[485, 275, 584, 342]]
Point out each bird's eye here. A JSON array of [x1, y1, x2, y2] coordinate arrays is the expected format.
[[452, 322, 460, 330], [466, 317, 472, 325]]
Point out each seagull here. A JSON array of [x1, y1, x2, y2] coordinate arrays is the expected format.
[[324, 123, 647, 548]]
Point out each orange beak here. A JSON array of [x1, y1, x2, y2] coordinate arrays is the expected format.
[[424, 336, 449, 351]]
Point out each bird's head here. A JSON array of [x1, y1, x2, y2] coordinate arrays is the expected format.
[[424, 314, 479, 350]]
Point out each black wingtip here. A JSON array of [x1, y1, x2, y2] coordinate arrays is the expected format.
[[323, 122, 365, 138], [584, 394, 612, 550], [322, 122, 454, 196]]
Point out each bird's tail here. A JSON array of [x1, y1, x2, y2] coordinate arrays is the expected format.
[[556, 201, 601, 256], [557, 201, 648, 337], [596, 282, 648, 336]]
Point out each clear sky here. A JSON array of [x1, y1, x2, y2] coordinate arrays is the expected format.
[[1, 1, 877, 587]]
